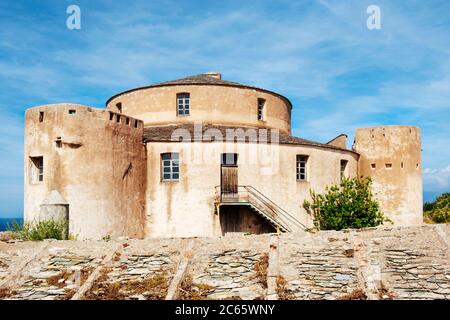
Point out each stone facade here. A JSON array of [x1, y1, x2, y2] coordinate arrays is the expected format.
[[0, 225, 448, 300], [23, 73, 423, 239]]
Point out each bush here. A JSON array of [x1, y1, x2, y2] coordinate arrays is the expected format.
[[8, 219, 68, 241], [303, 177, 389, 231], [424, 193, 450, 224]]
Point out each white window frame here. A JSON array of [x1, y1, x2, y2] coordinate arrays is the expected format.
[[177, 93, 190, 116], [296, 155, 308, 181], [30, 156, 44, 183], [161, 153, 180, 181]]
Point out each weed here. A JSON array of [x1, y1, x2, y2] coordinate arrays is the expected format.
[[338, 289, 367, 300], [0, 287, 16, 299], [8, 219, 68, 241], [275, 275, 294, 300], [252, 253, 269, 288]]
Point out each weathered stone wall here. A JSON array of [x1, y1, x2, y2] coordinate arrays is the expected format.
[[353, 126, 423, 226], [24, 104, 147, 240], [145, 141, 358, 238], [0, 224, 448, 300], [106, 84, 292, 133]]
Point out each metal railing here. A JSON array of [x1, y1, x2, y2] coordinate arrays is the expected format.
[[214, 185, 306, 232]]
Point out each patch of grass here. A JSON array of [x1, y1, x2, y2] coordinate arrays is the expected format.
[[8, 219, 68, 241], [252, 253, 269, 288], [338, 289, 367, 300], [84, 268, 170, 300], [0, 231, 16, 242]]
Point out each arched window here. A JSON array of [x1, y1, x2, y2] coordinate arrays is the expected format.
[[177, 93, 190, 116]]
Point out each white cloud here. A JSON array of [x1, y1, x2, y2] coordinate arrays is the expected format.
[[424, 165, 450, 192]]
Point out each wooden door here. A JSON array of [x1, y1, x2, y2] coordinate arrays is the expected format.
[[221, 165, 238, 202]]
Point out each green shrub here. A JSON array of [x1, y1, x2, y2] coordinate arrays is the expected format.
[[8, 219, 68, 241], [424, 193, 450, 224], [303, 177, 390, 231]]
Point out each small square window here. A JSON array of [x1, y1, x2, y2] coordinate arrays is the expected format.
[[221, 153, 238, 166]]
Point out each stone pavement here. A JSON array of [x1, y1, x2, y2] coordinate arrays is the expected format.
[[0, 224, 449, 300]]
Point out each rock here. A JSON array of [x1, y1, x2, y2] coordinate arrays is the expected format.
[[128, 268, 149, 275]]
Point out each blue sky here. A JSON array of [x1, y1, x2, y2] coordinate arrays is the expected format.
[[0, 0, 449, 218]]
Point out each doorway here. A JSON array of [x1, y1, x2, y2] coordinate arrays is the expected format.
[[220, 153, 238, 202]]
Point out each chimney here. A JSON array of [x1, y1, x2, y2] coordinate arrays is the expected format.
[[204, 71, 222, 79]]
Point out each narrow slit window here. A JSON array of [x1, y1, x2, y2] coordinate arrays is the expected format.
[[257, 98, 265, 121], [340, 160, 348, 180], [116, 114, 120, 123], [296, 155, 308, 181], [30, 156, 44, 183], [161, 153, 179, 181], [177, 93, 190, 116], [126, 117, 130, 125], [39, 112, 44, 122], [109, 112, 114, 120], [116, 102, 122, 113]]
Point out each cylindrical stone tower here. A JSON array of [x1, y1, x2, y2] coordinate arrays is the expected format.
[[353, 126, 423, 226]]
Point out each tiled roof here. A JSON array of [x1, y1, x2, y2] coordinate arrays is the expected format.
[[143, 124, 356, 153], [153, 74, 244, 87]]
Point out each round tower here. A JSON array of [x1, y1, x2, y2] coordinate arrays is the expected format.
[[353, 126, 422, 226], [106, 72, 293, 134], [24, 104, 147, 239]]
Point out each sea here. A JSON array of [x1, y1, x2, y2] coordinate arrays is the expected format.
[[0, 218, 23, 231]]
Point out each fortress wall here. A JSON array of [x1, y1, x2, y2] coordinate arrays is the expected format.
[[353, 126, 423, 226], [106, 85, 292, 133], [1, 224, 449, 300], [145, 141, 358, 238], [24, 104, 147, 240]]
